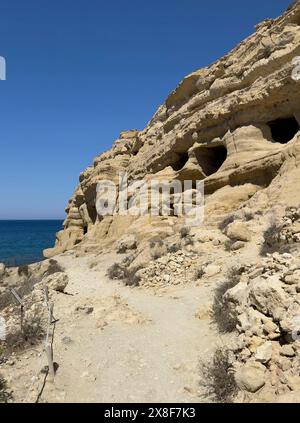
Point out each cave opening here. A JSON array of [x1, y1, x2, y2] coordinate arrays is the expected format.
[[194, 145, 227, 177], [171, 152, 189, 171], [268, 117, 299, 144], [87, 204, 97, 224]]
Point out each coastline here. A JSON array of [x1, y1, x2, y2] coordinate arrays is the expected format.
[[0, 220, 63, 267]]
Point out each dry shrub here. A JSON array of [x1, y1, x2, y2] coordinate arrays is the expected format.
[[17, 265, 29, 277], [167, 243, 181, 254], [260, 222, 283, 256], [218, 215, 234, 232], [151, 249, 163, 260], [43, 259, 64, 277], [150, 239, 163, 249], [4, 307, 45, 353], [211, 267, 241, 333], [200, 348, 238, 403], [195, 267, 205, 280], [107, 263, 126, 280], [0, 375, 12, 403], [184, 235, 194, 246], [180, 227, 190, 238], [107, 263, 141, 287]]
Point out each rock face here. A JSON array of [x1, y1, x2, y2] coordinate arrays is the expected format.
[[45, 2, 300, 258], [0, 263, 6, 278]]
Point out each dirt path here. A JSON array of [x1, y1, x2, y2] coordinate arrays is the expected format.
[[30, 251, 219, 403]]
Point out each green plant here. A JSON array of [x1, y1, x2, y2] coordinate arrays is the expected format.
[[200, 348, 238, 403]]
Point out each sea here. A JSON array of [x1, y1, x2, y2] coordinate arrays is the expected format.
[[0, 220, 63, 267]]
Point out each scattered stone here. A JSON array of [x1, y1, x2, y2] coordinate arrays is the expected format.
[[230, 241, 245, 251], [43, 272, 69, 293], [62, 336, 74, 345], [75, 305, 94, 314], [203, 264, 221, 277], [255, 341, 273, 364], [235, 362, 266, 393], [280, 345, 295, 357], [226, 221, 251, 242], [0, 263, 5, 277], [117, 235, 137, 253], [283, 274, 300, 285]]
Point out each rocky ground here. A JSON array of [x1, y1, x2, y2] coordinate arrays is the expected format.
[[1, 204, 300, 403]]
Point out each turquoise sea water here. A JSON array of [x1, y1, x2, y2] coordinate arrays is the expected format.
[[0, 220, 63, 266]]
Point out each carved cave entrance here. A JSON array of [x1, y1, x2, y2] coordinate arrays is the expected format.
[[268, 117, 299, 144], [194, 145, 227, 177], [171, 152, 189, 171]]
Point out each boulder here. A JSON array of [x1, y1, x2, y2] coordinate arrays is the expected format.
[[0, 263, 5, 278], [235, 362, 266, 393], [226, 222, 251, 242], [43, 272, 69, 293], [249, 276, 289, 320], [117, 235, 137, 253], [255, 341, 273, 364], [280, 345, 295, 357], [283, 273, 300, 285], [225, 281, 249, 308], [203, 264, 221, 277], [230, 241, 245, 251]]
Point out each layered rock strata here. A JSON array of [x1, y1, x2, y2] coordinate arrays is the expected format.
[[45, 2, 300, 258]]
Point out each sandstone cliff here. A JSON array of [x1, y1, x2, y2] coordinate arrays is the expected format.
[[3, 2, 300, 404], [45, 2, 300, 258]]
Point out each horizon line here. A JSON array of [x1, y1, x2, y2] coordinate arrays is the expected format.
[[0, 218, 65, 221]]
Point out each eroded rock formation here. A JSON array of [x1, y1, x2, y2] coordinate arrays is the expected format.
[[45, 2, 300, 258]]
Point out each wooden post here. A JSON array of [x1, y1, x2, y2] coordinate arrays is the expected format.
[[49, 303, 54, 324], [44, 287, 49, 304], [10, 289, 24, 334], [20, 305, 24, 333], [45, 343, 55, 382], [44, 287, 56, 382]]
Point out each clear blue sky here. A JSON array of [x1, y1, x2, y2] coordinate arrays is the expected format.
[[0, 0, 291, 219]]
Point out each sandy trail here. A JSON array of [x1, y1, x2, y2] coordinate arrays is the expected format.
[[32, 251, 219, 403]]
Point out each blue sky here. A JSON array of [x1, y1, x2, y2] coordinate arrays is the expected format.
[[0, 0, 292, 219]]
